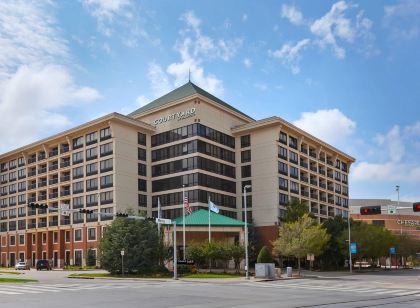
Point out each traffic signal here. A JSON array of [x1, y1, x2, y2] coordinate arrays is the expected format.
[[27, 203, 48, 209], [115, 213, 129, 217], [413, 202, 420, 212], [79, 209, 94, 214], [360, 206, 381, 215]]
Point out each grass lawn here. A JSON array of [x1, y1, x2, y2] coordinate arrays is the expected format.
[[0, 278, 37, 283], [68, 273, 171, 278], [0, 271, 23, 275], [181, 273, 242, 278]]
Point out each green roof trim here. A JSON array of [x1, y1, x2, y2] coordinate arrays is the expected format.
[[174, 209, 245, 226], [128, 81, 253, 120]]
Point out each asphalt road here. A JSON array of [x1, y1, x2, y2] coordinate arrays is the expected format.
[[1, 270, 419, 307]]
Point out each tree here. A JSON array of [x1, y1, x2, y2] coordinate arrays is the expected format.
[[283, 199, 313, 223], [272, 214, 330, 275], [86, 248, 97, 267], [319, 216, 348, 269], [100, 217, 160, 274], [393, 233, 420, 266], [230, 244, 245, 273], [257, 246, 273, 263]]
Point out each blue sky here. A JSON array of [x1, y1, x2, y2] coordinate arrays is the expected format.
[[1, 0, 420, 201]]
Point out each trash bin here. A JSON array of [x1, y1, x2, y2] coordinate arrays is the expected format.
[[286, 267, 292, 277]]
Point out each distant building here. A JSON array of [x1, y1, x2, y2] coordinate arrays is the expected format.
[[350, 199, 420, 240], [0, 82, 354, 267]]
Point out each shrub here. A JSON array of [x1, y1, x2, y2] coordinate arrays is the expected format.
[[257, 246, 273, 263]]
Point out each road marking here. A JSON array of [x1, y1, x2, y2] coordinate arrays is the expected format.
[[0, 290, 23, 295]]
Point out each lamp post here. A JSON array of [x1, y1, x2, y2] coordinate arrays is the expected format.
[[347, 211, 352, 274], [396, 185, 402, 235], [243, 185, 251, 280]]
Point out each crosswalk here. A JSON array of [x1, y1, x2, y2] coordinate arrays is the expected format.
[[0, 282, 169, 296], [249, 280, 420, 297]]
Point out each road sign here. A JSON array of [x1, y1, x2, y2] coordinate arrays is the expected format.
[[388, 205, 397, 214], [155, 218, 172, 225], [390, 247, 396, 254], [177, 260, 194, 265], [350, 243, 357, 254], [60, 204, 70, 216], [306, 253, 314, 261], [121, 250, 125, 256]]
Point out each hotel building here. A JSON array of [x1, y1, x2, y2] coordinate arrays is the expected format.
[[0, 82, 354, 267]]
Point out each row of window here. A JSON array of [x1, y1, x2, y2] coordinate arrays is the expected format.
[[152, 172, 236, 193], [151, 189, 237, 209], [151, 139, 235, 163], [73, 127, 112, 149], [152, 156, 236, 178], [72, 143, 113, 164], [151, 123, 235, 148]]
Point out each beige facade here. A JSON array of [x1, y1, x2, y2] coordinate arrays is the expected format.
[[0, 82, 355, 266]]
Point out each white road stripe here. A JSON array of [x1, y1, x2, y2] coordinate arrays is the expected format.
[[0, 290, 23, 295]]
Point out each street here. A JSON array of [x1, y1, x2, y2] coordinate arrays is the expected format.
[[1, 270, 419, 307]]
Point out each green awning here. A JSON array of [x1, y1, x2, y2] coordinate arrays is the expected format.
[[174, 209, 245, 227]]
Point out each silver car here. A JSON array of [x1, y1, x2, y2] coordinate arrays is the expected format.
[[15, 261, 29, 270]]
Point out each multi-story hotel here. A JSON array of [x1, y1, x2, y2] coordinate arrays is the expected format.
[[0, 82, 354, 267]]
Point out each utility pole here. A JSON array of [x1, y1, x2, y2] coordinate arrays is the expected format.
[[347, 211, 352, 274]]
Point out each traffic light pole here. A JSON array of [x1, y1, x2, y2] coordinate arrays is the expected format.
[[347, 214, 352, 274], [173, 221, 178, 280]]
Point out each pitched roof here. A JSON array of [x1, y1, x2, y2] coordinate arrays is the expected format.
[[128, 81, 253, 120], [174, 209, 245, 226]]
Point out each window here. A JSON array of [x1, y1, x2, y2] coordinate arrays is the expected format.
[[86, 178, 98, 191], [74, 250, 83, 266], [279, 177, 288, 191], [32, 234, 36, 244], [138, 179, 147, 192], [18, 194, 26, 204], [42, 233, 46, 244], [138, 132, 146, 146], [290, 181, 299, 194], [138, 163, 146, 176], [73, 136, 84, 149], [279, 132, 287, 144], [241, 165, 251, 178], [72, 166, 84, 179], [86, 163, 98, 176], [88, 228, 96, 241], [241, 180, 252, 192], [279, 193, 289, 205], [86, 147, 97, 160], [100, 143, 113, 156], [10, 235, 16, 246], [100, 159, 113, 172], [53, 232, 58, 244], [240, 135, 251, 148], [86, 132, 97, 145], [372, 220, 385, 226], [290, 166, 299, 179], [278, 162, 288, 175], [73, 196, 84, 209], [289, 136, 298, 149], [65, 231, 71, 243], [74, 229, 82, 242], [72, 151, 84, 164], [241, 150, 251, 163], [100, 191, 113, 204], [72, 181, 84, 194], [138, 194, 147, 207], [138, 148, 146, 161], [18, 181, 26, 192], [100, 175, 113, 188], [100, 127, 112, 140], [19, 234, 24, 245], [278, 146, 288, 160], [18, 157, 25, 166], [86, 194, 98, 206], [73, 212, 84, 224], [289, 151, 298, 164], [18, 168, 26, 179]]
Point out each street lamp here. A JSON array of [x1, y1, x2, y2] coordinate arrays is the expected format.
[[396, 185, 402, 235], [243, 185, 251, 280]]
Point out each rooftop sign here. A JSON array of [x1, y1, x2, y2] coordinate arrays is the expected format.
[[396, 219, 420, 226], [153, 107, 196, 126]]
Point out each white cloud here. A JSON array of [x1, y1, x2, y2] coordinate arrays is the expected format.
[[293, 109, 356, 145], [269, 39, 310, 74], [0, 1, 100, 153], [136, 95, 149, 107], [352, 162, 420, 183], [243, 58, 252, 68], [281, 4, 304, 25], [384, 0, 420, 40], [147, 62, 172, 98]]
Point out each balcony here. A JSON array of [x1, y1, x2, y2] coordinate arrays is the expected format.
[[38, 167, 47, 174], [73, 189, 84, 194], [49, 192, 58, 199], [310, 193, 318, 200], [49, 178, 59, 185], [28, 171, 36, 177], [300, 175, 308, 182], [28, 223, 37, 229], [319, 183, 326, 189], [328, 199, 334, 205], [73, 143, 83, 150], [38, 221, 47, 228], [327, 173, 334, 179], [72, 159, 84, 165], [73, 173, 84, 180], [27, 157, 37, 164], [86, 170, 98, 176], [60, 161, 71, 168], [60, 190, 71, 197], [327, 159, 333, 166], [86, 186, 98, 192], [61, 218, 70, 225], [86, 139, 97, 146], [86, 155, 97, 161], [320, 210, 327, 216], [100, 167, 113, 173], [320, 196, 327, 202], [290, 189, 299, 195], [301, 191, 309, 197], [49, 164, 59, 171], [60, 175, 71, 182], [49, 149, 59, 157], [100, 150, 113, 157], [38, 195, 47, 201], [18, 174, 26, 180], [300, 161, 308, 169], [319, 156, 326, 162], [309, 151, 317, 159], [310, 179, 318, 186], [28, 183, 37, 190], [49, 220, 58, 227], [38, 154, 46, 161], [327, 186, 334, 192], [28, 210, 36, 216], [38, 181, 47, 188], [61, 145, 70, 153], [28, 197, 36, 203], [100, 134, 112, 142], [319, 169, 326, 176]]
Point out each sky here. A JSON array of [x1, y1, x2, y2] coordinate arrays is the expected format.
[[0, 0, 420, 202]]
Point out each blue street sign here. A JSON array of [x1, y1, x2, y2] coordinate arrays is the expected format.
[[350, 242, 357, 254], [390, 247, 396, 254]]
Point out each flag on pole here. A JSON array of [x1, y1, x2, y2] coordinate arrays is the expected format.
[[208, 200, 219, 213], [184, 195, 192, 215]]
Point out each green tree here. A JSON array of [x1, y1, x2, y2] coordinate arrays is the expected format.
[[186, 243, 207, 268], [230, 244, 245, 273], [283, 199, 313, 223], [319, 216, 348, 269], [273, 214, 330, 275], [257, 246, 274, 263], [393, 233, 420, 266], [100, 217, 160, 274], [86, 248, 97, 267]]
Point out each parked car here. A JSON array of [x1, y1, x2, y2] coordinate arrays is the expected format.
[[15, 261, 29, 270], [354, 261, 372, 268], [36, 259, 52, 271]]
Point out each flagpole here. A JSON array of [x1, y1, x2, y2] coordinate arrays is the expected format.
[[157, 197, 161, 237], [208, 196, 211, 242], [182, 185, 186, 260]]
